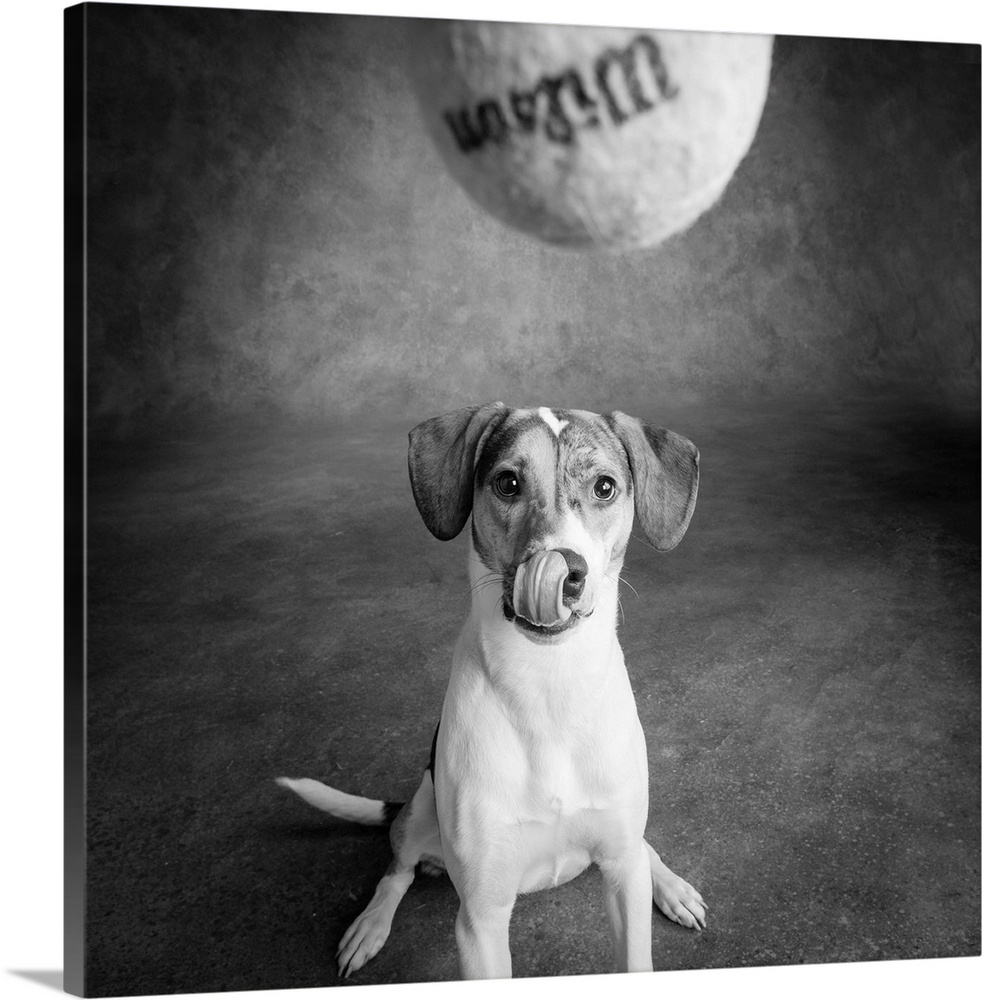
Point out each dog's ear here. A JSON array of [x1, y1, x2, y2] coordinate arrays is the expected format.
[[606, 412, 700, 551], [408, 402, 509, 540]]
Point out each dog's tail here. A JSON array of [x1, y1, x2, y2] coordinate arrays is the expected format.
[[275, 776, 402, 826]]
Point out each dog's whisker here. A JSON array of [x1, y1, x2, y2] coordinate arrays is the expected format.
[[605, 568, 638, 602], [468, 574, 504, 597]]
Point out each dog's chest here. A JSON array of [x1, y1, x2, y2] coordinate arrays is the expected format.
[[496, 725, 644, 887], [441, 620, 649, 889], [520, 738, 609, 817], [510, 743, 633, 893]]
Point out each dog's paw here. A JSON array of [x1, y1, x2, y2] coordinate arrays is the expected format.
[[651, 866, 708, 930], [336, 909, 392, 978]]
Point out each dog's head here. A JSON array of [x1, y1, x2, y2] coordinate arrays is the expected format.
[[408, 404, 699, 640]]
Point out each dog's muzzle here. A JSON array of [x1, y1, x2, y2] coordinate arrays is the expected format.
[[509, 548, 588, 632]]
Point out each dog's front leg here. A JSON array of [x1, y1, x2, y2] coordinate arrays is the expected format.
[[442, 813, 517, 979], [599, 841, 654, 973], [454, 897, 515, 979]]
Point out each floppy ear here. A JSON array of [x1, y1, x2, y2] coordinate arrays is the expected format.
[[606, 411, 700, 551], [408, 402, 509, 540]]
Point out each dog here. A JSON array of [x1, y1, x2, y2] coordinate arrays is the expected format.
[[277, 403, 706, 979]]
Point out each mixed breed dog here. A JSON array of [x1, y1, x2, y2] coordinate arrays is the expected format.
[[278, 403, 705, 979]]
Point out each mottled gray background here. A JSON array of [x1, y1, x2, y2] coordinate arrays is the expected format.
[[86, 6, 979, 437]]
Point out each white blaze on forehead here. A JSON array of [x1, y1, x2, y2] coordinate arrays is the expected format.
[[537, 407, 569, 437]]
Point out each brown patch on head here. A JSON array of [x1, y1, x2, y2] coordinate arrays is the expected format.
[[547, 412, 636, 562], [555, 411, 633, 505], [472, 410, 563, 572]]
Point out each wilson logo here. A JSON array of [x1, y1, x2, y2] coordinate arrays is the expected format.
[[442, 34, 679, 153]]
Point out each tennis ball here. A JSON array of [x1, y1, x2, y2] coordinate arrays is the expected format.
[[407, 21, 773, 251]]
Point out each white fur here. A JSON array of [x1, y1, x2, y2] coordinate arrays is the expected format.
[[274, 777, 388, 825], [277, 409, 706, 980], [537, 406, 568, 437]]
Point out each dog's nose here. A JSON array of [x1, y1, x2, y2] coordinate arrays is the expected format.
[[556, 548, 588, 600]]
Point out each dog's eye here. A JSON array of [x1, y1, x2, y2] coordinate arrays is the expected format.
[[494, 471, 521, 497], [593, 476, 616, 501]]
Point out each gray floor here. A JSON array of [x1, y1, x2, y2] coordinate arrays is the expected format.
[[83, 394, 980, 994]]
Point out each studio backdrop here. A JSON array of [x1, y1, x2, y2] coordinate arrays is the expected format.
[[65, 4, 980, 997]]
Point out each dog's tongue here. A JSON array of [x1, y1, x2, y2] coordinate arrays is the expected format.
[[513, 550, 573, 628]]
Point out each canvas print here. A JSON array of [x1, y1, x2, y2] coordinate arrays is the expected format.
[[64, 2, 980, 996]]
